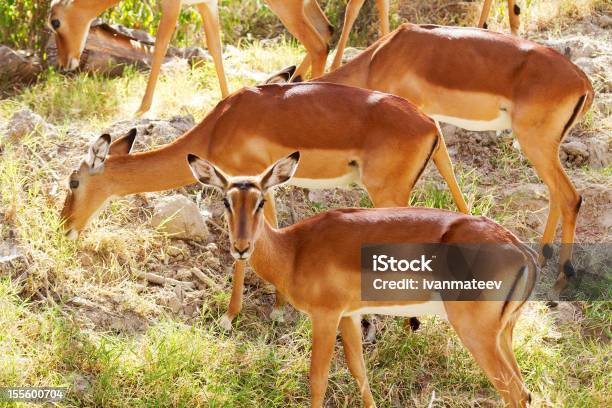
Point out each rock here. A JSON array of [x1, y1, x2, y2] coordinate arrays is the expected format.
[[151, 195, 208, 240], [561, 140, 590, 166], [307, 189, 326, 203], [337, 47, 364, 65], [538, 37, 601, 60], [585, 135, 611, 169], [597, 14, 612, 29], [0, 46, 42, 86], [167, 46, 212, 65], [0, 108, 56, 144], [101, 115, 195, 147]]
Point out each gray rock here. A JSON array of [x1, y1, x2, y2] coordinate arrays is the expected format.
[[151, 195, 208, 240], [101, 115, 195, 148], [0, 46, 42, 85], [585, 135, 611, 169], [0, 108, 56, 144]]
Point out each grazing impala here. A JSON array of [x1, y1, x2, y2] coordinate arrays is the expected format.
[[331, 0, 522, 70], [187, 152, 537, 408], [60, 82, 468, 329], [271, 23, 594, 299], [47, 0, 333, 114]]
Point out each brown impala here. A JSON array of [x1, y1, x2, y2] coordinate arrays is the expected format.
[[331, 0, 522, 71], [60, 82, 468, 330], [187, 151, 538, 408], [269, 23, 594, 299], [47, 0, 333, 115]]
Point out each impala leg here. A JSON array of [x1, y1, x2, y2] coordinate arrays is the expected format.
[[478, 0, 494, 29], [293, 54, 311, 82], [136, 0, 181, 116], [310, 313, 341, 407], [375, 0, 390, 36], [196, 1, 230, 98], [432, 132, 470, 214], [339, 315, 376, 407], [267, 0, 329, 80], [221, 260, 246, 330], [507, 0, 521, 35], [303, 0, 334, 44], [515, 135, 580, 301], [331, 0, 365, 70], [362, 165, 422, 334], [449, 303, 530, 407], [264, 191, 286, 322], [538, 200, 560, 266]]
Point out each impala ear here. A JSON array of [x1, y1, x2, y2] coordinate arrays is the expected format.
[[260, 151, 300, 190], [263, 65, 296, 84], [187, 154, 229, 191], [86, 134, 111, 173], [109, 128, 137, 156]]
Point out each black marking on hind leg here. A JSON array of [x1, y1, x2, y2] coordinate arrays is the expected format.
[[502, 265, 526, 316], [528, 393, 532, 404], [413, 137, 439, 185], [483, 21, 488, 29], [563, 260, 575, 278], [409, 317, 420, 331], [575, 195, 583, 212], [543, 244, 553, 259], [561, 94, 587, 140]]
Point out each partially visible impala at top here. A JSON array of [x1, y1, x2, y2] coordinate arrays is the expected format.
[[270, 22, 594, 299], [331, 0, 523, 71], [187, 151, 538, 408], [48, 0, 333, 115], [60, 82, 468, 329]]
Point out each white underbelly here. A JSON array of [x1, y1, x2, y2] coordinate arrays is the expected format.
[[344, 299, 448, 319], [432, 111, 512, 131], [289, 171, 360, 189]]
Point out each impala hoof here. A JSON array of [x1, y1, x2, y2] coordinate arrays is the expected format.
[[409, 317, 421, 331], [361, 318, 376, 344], [270, 308, 285, 322], [219, 314, 233, 331]]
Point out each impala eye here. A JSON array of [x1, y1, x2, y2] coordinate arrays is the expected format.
[[69, 180, 79, 189], [51, 19, 61, 30], [257, 199, 266, 210], [223, 198, 230, 209]]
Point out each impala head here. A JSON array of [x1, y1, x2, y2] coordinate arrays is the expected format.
[[187, 152, 300, 260], [48, 0, 97, 71], [60, 129, 137, 238]]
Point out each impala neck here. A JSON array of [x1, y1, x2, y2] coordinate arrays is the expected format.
[[105, 125, 211, 196], [249, 221, 294, 293]]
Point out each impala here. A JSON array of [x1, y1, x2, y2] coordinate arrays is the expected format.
[[187, 151, 537, 408], [271, 23, 594, 299], [60, 82, 468, 329], [48, 0, 333, 114], [331, 0, 522, 71]]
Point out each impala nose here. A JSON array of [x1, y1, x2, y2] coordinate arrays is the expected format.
[[233, 244, 251, 259]]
